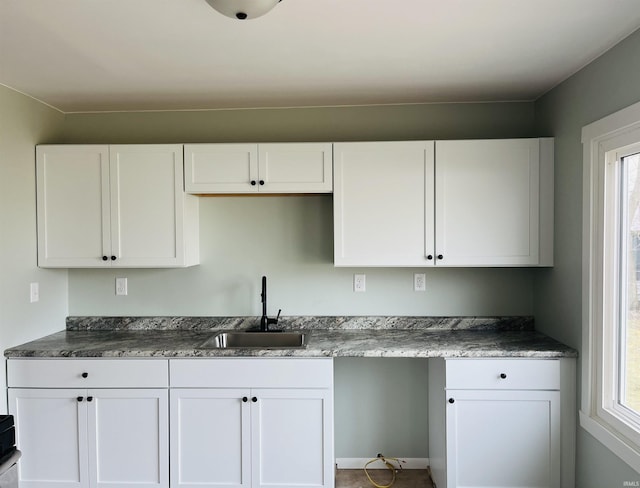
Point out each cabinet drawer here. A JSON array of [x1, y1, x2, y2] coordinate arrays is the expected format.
[[445, 359, 559, 390], [170, 358, 333, 388], [7, 359, 168, 388]]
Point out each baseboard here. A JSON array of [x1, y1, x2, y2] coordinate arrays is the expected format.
[[335, 458, 429, 470]]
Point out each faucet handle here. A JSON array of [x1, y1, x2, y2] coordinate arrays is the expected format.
[[267, 309, 282, 327]]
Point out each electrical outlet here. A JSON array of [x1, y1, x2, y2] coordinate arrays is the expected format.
[[30, 282, 39, 303], [414, 273, 426, 292], [353, 274, 366, 292], [116, 277, 128, 296]]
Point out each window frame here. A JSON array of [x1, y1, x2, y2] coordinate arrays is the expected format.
[[600, 140, 640, 440], [582, 100, 640, 473]]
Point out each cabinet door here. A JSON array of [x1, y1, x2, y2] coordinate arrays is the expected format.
[[435, 139, 540, 266], [258, 143, 332, 193], [36, 145, 111, 267], [445, 389, 560, 488], [87, 389, 168, 488], [8, 389, 89, 488], [334, 141, 435, 266], [184, 144, 258, 193], [170, 389, 251, 488], [109, 145, 187, 266], [251, 388, 334, 488]]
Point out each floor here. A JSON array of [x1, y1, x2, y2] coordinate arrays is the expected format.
[[335, 469, 434, 488]]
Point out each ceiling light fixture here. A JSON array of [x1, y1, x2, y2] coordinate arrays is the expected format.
[[204, 0, 282, 20]]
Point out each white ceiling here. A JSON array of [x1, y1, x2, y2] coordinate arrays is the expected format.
[[2, 0, 640, 113]]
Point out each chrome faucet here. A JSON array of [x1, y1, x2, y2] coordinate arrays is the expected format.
[[260, 276, 281, 332]]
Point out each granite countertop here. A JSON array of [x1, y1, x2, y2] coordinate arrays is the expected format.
[[4, 316, 577, 359]]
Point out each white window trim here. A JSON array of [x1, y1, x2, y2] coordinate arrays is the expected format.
[[582, 99, 640, 473]]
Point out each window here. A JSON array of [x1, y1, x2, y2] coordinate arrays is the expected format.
[[619, 151, 640, 417], [583, 100, 640, 472], [600, 143, 640, 444]]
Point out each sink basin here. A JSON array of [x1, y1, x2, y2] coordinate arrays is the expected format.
[[203, 331, 307, 349]]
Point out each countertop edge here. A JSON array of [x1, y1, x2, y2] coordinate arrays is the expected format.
[[4, 328, 578, 359]]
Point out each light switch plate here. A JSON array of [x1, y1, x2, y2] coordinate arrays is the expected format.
[[30, 282, 39, 303]]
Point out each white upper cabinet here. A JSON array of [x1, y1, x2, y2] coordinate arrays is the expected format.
[[435, 138, 551, 266], [36, 145, 199, 268], [257, 143, 332, 193], [184, 143, 332, 194], [108, 145, 198, 267], [184, 144, 258, 194], [36, 145, 111, 267], [333, 138, 554, 267], [334, 141, 435, 266]]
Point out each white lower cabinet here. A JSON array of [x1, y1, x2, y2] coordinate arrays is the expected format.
[[9, 388, 169, 488], [89, 389, 169, 488], [170, 389, 250, 488], [8, 388, 89, 488], [169, 359, 334, 488], [7, 359, 169, 488], [443, 389, 560, 488], [428, 358, 575, 488], [7, 355, 574, 488], [251, 388, 331, 487]]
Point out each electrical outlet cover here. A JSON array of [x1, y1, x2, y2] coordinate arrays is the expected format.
[[116, 277, 128, 296], [414, 273, 426, 291], [354, 274, 366, 292]]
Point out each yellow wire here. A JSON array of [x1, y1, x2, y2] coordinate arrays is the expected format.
[[364, 455, 403, 488]]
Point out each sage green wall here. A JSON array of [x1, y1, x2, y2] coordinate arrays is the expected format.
[[534, 29, 640, 482], [0, 85, 67, 412], [60, 102, 534, 144], [62, 102, 539, 320], [334, 358, 429, 458], [60, 101, 537, 458]]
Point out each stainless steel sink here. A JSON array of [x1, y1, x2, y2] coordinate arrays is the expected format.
[[203, 331, 307, 349]]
